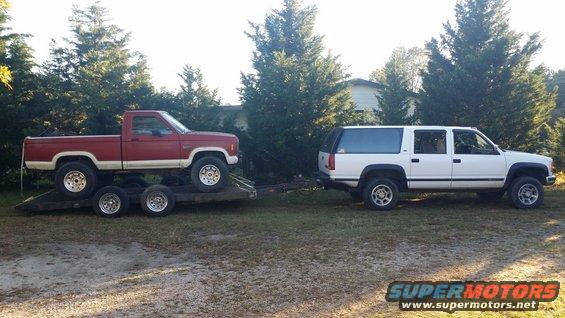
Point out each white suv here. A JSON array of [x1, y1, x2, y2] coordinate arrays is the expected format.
[[317, 126, 556, 210]]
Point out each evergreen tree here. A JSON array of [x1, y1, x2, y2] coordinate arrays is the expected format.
[[240, 0, 357, 181], [0, 1, 45, 185], [43, 2, 154, 135], [418, 0, 555, 151], [0, 0, 12, 89], [370, 47, 426, 125], [174, 64, 221, 131]]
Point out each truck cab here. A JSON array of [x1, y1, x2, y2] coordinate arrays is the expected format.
[[318, 126, 555, 210]]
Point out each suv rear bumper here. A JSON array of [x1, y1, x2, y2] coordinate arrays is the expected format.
[[546, 174, 556, 185], [315, 171, 352, 191]]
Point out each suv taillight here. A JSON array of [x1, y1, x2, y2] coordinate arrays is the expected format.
[[328, 153, 335, 170]]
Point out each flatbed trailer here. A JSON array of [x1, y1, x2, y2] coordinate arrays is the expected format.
[[15, 174, 313, 216]]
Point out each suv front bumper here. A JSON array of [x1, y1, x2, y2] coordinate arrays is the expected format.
[[546, 174, 556, 185]]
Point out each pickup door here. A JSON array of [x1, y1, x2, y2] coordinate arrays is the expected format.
[[122, 113, 181, 169]]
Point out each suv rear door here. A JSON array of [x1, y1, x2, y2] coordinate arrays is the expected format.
[[409, 129, 452, 189]]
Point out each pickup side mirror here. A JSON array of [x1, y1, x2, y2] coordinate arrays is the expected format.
[[151, 129, 162, 137]]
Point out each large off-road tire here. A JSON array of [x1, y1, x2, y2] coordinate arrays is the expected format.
[[92, 186, 129, 218], [476, 190, 505, 201], [190, 156, 229, 193], [55, 162, 97, 198], [362, 178, 399, 211], [509, 176, 544, 209], [140, 185, 176, 217]]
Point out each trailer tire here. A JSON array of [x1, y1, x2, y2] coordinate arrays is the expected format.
[[190, 156, 229, 193], [141, 185, 176, 217], [92, 186, 129, 218], [55, 162, 97, 198]]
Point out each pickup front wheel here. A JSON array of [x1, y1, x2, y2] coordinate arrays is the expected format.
[[190, 157, 229, 192], [363, 178, 399, 211], [55, 162, 98, 198]]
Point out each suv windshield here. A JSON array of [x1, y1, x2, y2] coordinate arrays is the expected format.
[[162, 112, 190, 134]]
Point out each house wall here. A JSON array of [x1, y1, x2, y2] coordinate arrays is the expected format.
[[351, 84, 380, 111]]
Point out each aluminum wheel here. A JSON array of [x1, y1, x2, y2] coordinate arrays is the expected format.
[[371, 184, 393, 206], [98, 193, 121, 215], [199, 164, 221, 186], [64, 170, 87, 192], [517, 184, 539, 206], [146, 191, 168, 212]]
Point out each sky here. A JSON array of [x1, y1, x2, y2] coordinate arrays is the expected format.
[[8, 0, 565, 104]]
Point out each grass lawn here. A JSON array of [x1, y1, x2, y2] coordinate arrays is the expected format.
[[0, 184, 563, 317]]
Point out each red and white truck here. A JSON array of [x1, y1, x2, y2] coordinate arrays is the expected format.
[[23, 110, 239, 198]]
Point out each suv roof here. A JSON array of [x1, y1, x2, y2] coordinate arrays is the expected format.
[[341, 125, 476, 130]]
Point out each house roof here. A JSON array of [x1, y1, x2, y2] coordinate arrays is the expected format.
[[347, 78, 384, 89]]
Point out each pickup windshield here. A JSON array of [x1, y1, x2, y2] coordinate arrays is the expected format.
[[162, 112, 190, 134]]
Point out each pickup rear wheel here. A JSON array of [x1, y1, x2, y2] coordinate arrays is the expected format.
[[55, 162, 97, 198], [140, 185, 176, 217], [363, 178, 399, 211], [509, 176, 544, 209], [92, 186, 129, 218], [190, 156, 229, 192]]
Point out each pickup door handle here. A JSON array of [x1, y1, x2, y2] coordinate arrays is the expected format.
[[411, 158, 419, 163], [131, 138, 139, 142], [453, 159, 461, 163]]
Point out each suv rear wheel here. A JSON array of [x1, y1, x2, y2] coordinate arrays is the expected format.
[[363, 178, 399, 211], [509, 176, 544, 209]]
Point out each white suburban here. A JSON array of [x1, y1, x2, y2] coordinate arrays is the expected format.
[[317, 126, 556, 210]]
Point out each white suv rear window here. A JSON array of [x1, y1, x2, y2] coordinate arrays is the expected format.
[[336, 128, 403, 154]]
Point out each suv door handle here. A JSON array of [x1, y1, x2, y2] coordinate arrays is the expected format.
[[453, 159, 461, 163], [411, 158, 419, 163]]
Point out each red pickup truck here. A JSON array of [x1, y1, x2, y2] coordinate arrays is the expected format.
[[24, 110, 239, 198]]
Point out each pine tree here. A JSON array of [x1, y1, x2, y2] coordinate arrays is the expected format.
[[370, 47, 426, 125], [418, 0, 555, 151], [0, 0, 12, 89], [240, 0, 357, 181], [175, 64, 221, 131], [43, 2, 154, 135]]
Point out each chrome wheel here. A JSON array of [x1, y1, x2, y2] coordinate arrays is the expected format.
[[371, 184, 393, 206], [64, 170, 87, 192], [98, 193, 121, 215], [518, 184, 539, 206], [199, 164, 221, 186], [146, 191, 168, 212]]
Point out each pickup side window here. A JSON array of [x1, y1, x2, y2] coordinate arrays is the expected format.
[[414, 130, 446, 154], [336, 128, 403, 154], [132, 116, 173, 136], [454, 130, 497, 155]]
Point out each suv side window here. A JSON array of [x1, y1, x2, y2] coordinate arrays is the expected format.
[[454, 130, 496, 154], [132, 116, 173, 136], [414, 130, 446, 154], [336, 128, 403, 154]]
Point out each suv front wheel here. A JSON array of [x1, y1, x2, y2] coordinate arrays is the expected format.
[[363, 178, 399, 211], [509, 176, 544, 209]]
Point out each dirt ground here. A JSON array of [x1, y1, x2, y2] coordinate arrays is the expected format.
[[0, 188, 563, 317]]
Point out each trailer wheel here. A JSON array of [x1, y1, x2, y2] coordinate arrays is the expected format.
[[190, 156, 229, 192], [92, 186, 129, 218], [55, 162, 97, 198], [140, 185, 176, 217]]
